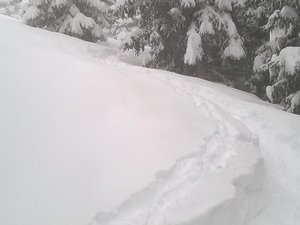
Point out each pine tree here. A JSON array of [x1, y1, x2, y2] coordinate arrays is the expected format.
[[108, 0, 140, 48], [251, 2, 300, 114], [115, 0, 250, 86], [0, 0, 26, 18], [23, 0, 111, 42]]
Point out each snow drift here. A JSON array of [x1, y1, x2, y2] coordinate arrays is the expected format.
[[0, 14, 300, 225], [0, 15, 213, 225]]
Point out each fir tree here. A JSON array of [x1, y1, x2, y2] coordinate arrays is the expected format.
[[108, 0, 140, 48], [0, 0, 26, 18], [23, 0, 111, 42], [251, 2, 300, 114], [116, 0, 250, 86]]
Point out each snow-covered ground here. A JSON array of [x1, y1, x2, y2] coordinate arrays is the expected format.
[[0, 15, 214, 225], [0, 15, 300, 225]]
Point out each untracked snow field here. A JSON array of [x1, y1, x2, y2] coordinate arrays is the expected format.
[[0, 15, 300, 225]]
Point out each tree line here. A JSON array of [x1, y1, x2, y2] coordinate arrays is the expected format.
[[2, 0, 300, 114]]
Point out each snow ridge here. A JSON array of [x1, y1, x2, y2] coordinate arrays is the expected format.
[[155, 73, 300, 225], [91, 68, 264, 225]]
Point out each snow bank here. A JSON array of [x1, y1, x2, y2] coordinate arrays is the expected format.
[[158, 75, 300, 225], [1, 13, 300, 225], [0, 15, 213, 225], [92, 97, 264, 225], [91, 65, 264, 225], [89, 46, 300, 225]]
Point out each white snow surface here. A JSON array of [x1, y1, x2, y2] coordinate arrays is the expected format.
[[274, 47, 300, 75], [0, 15, 213, 225], [0, 15, 300, 225]]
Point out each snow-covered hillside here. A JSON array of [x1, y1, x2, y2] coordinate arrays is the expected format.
[[0, 15, 300, 225]]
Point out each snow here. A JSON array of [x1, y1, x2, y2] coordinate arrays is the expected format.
[[180, 0, 196, 8], [80, 0, 108, 13], [92, 24, 105, 39], [71, 12, 96, 34], [1, 14, 300, 225], [22, 5, 40, 22], [215, 0, 233, 11], [0, 0, 10, 3], [184, 23, 203, 65], [219, 13, 245, 60], [0, 15, 213, 225], [248, 5, 266, 18], [274, 47, 300, 75], [280, 6, 299, 20], [51, 0, 69, 8], [253, 51, 268, 72], [266, 85, 274, 103], [267, 6, 298, 43], [270, 27, 286, 43], [199, 18, 214, 35], [223, 37, 245, 59], [215, 0, 246, 11], [291, 91, 300, 112]]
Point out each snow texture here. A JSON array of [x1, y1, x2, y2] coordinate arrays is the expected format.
[[291, 91, 300, 112], [184, 23, 203, 64], [180, 0, 196, 8], [266, 85, 274, 103], [23, 0, 108, 42], [215, 0, 246, 11], [22, 5, 40, 21], [1, 14, 300, 225], [223, 37, 245, 59], [280, 6, 299, 20], [0, 15, 212, 225], [253, 51, 269, 72], [274, 47, 300, 75], [199, 18, 214, 35]]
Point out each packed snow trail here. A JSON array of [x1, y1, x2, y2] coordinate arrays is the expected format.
[[153, 73, 300, 225], [91, 67, 264, 225], [91, 32, 300, 225]]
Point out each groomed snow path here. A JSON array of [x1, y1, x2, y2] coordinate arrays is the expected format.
[[0, 15, 300, 225]]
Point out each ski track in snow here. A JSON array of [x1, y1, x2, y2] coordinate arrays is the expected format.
[[89, 46, 300, 225], [162, 76, 300, 225], [90, 60, 265, 225], [68, 26, 300, 225]]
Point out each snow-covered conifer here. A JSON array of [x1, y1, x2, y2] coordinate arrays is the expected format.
[[23, 0, 110, 42], [0, 0, 26, 18], [184, 23, 203, 65], [108, 0, 140, 47], [115, 0, 248, 84], [251, 3, 300, 114]]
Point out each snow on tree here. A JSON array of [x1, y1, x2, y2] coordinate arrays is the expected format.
[[23, 0, 110, 42], [266, 47, 300, 114], [183, 4, 246, 65], [180, 0, 196, 8], [265, 6, 299, 51], [114, 0, 249, 85], [0, 0, 27, 18], [184, 23, 203, 65], [288, 91, 300, 113], [180, 2, 247, 65], [250, 3, 300, 114], [108, 0, 140, 47]]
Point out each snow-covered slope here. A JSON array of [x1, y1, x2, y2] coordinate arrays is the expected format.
[[0, 15, 214, 225], [0, 15, 300, 225]]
